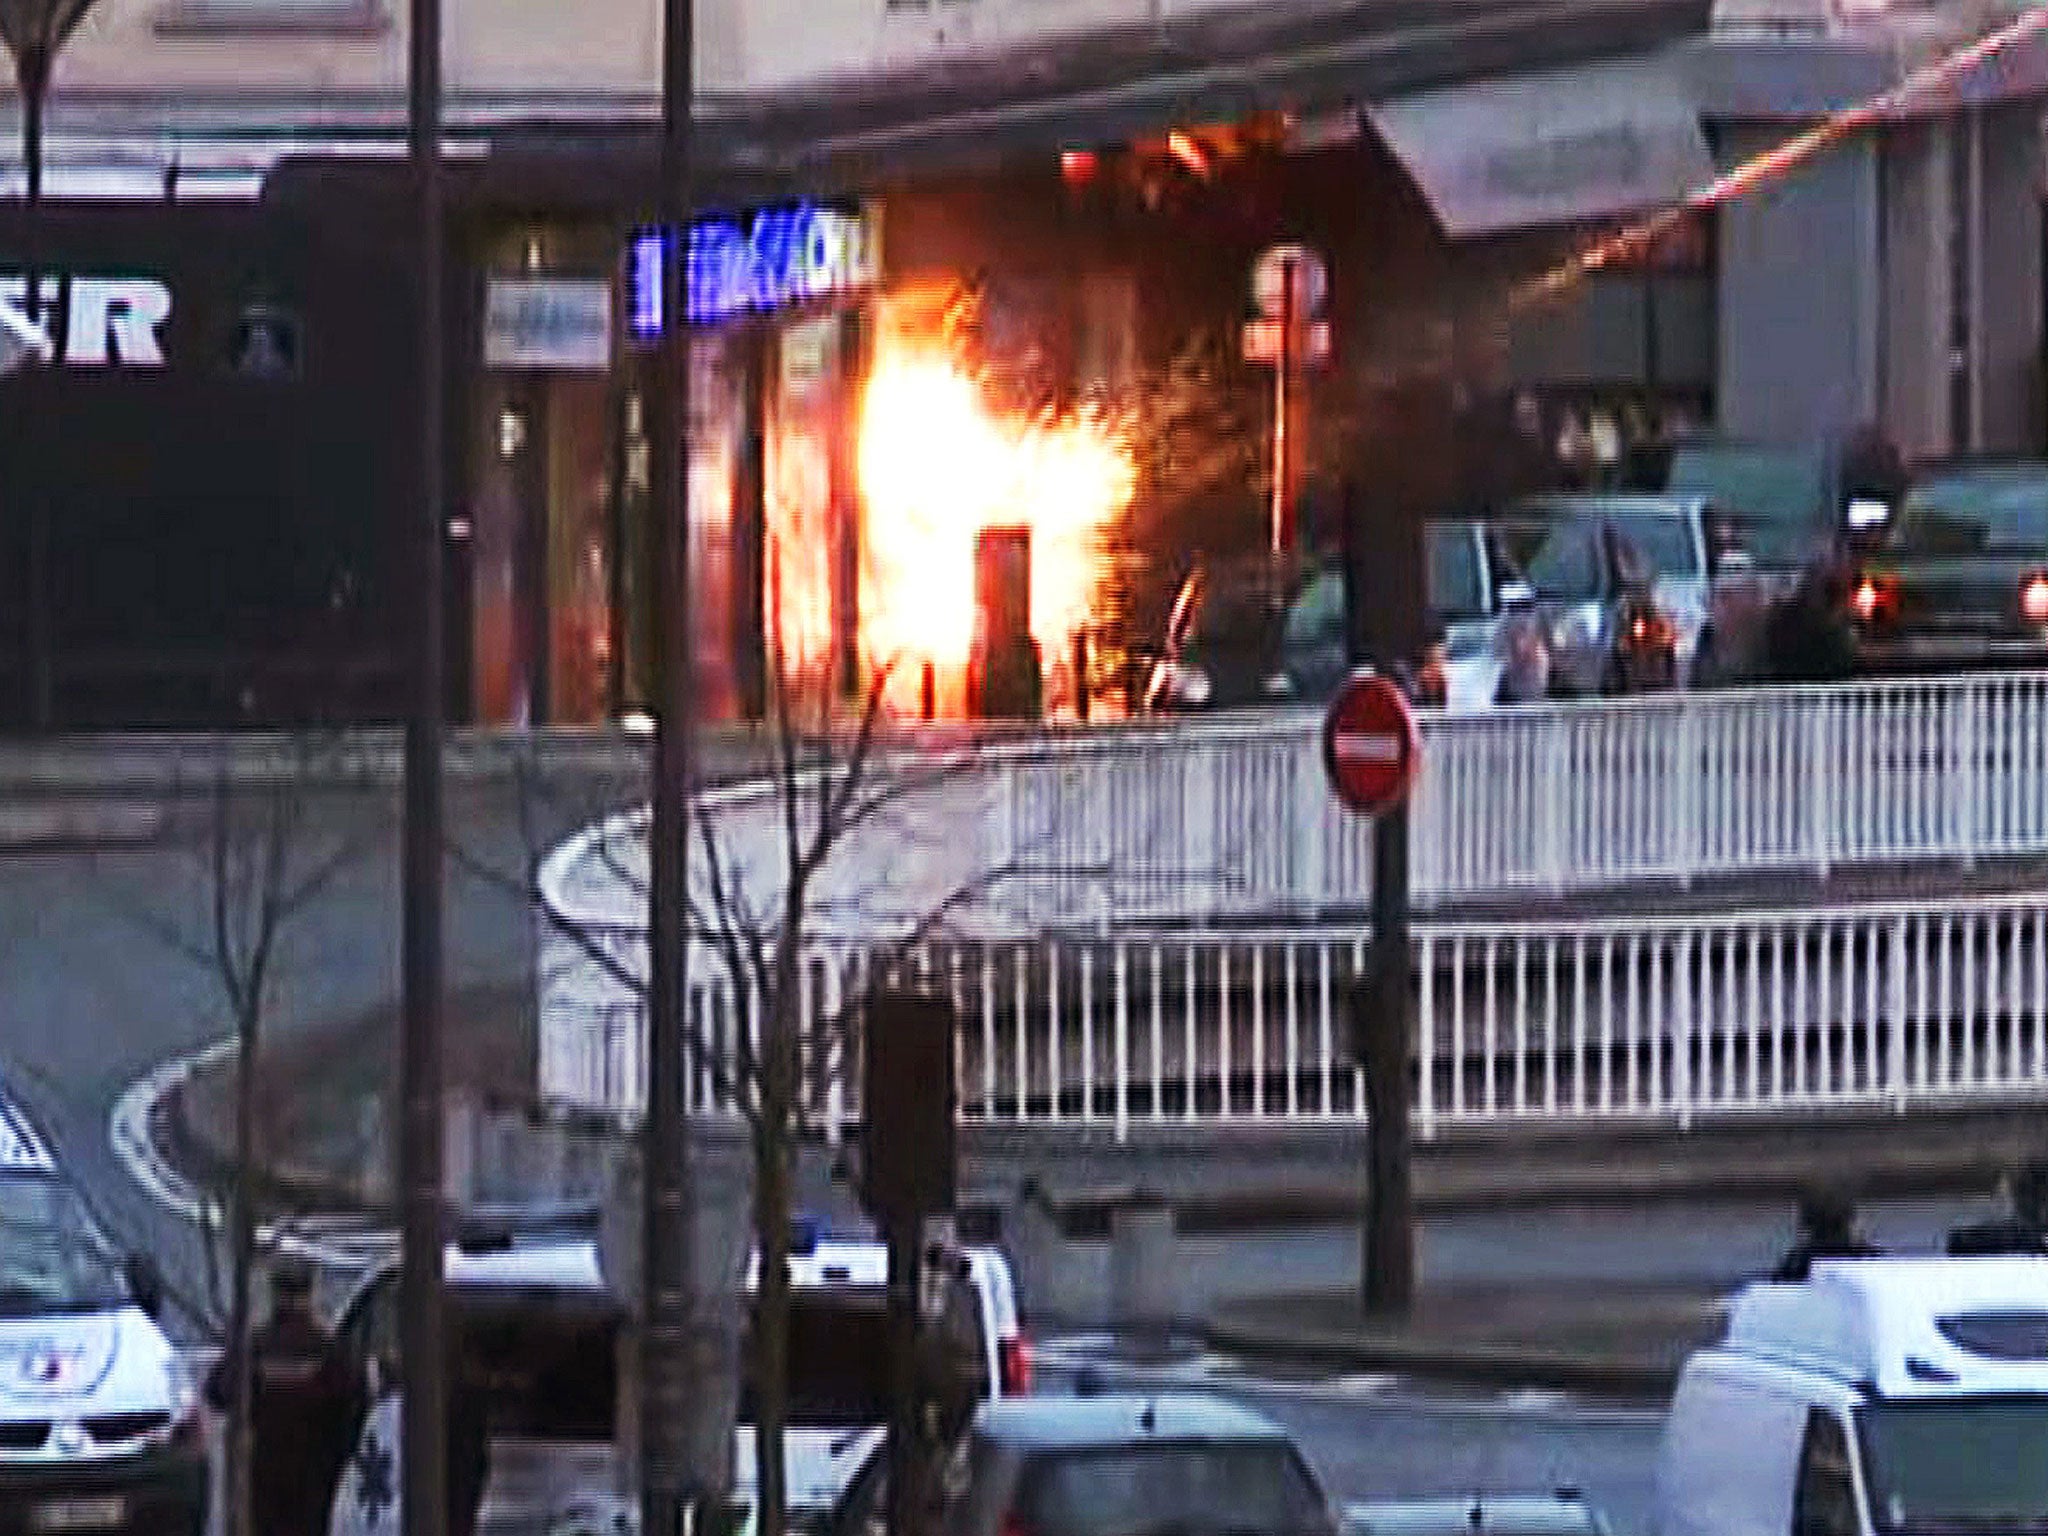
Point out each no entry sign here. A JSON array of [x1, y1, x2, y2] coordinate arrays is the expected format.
[[1322, 670, 1420, 817]]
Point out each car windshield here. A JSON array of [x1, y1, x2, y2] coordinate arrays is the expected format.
[[1610, 510, 1702, 581], [1426, 525, 1488, 621], [0, 1174, 129, 1317], [1018, 1440, 1329, 1536], [1895, 472, 2048, 556], [1858, 1399, 2048, 1532], [1512, 521, 1604, 603], [1664, 444, 1829, 566], [740, 1288, 893, 1428]]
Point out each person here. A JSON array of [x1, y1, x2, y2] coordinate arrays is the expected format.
[[206, 1258, 365, 1536], [1764, 549, 1860, 684], [1774, 1186, 1882, 1281], [446, 1331, 492, 1536], [1948, 1160, 2048, 1254]]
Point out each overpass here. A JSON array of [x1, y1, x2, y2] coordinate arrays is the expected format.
[[535, 671, 2048, 1139]]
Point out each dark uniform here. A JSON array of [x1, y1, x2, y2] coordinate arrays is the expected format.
[[206, 1267, 364, 1536], [1773, 1187, 1882, 1282]]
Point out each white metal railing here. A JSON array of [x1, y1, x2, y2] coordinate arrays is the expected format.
[[537, 892, 2048, 1138], [538, 672, 2048, 948]]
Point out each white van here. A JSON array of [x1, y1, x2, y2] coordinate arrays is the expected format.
[[1657, 1255, 2048, 1536], [329, 1232, 625, 1536], [735, 1223, 1029, 1523], [0, 1091, 206, 1535]]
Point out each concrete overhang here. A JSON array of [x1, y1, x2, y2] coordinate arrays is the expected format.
[[705, 0, 1717, 194]]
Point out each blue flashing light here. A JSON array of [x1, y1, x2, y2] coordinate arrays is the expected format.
[[790, 1214, 823, 1257]]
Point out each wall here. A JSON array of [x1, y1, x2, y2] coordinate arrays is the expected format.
[[1716, 124, 1880, 444], [31, 0, 1291, 105]]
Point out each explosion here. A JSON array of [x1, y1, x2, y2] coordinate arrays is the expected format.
[[856, 315, 1136, 693]]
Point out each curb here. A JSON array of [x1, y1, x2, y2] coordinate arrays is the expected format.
[[0, 799, 165, 851], [1201, 1317, 1685, 1399]]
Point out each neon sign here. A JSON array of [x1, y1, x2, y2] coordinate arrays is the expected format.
[[628, 203, 877, 338]]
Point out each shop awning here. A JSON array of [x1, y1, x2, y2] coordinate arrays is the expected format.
[[710, 0, 1715, 195], [1366, 53, 1714, 238]]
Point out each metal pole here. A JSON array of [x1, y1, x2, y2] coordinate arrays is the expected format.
[[400, 0, 448, 1518], [643, 0, 698, 1523], [1360, 803, 1415, 1315], [1270, 256, 1295, 614], [18, 48, 51, 730], [885, 1217, 924, 1536]]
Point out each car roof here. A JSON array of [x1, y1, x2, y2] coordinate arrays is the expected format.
[[974, 1393, 1293, 1450], [0, 1092, 55, 1175], [1507, 494, 1704, 522], [1343, 1498, 1607, 1536]]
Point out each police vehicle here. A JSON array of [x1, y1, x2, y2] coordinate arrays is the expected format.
[[736, 1219, 1029, 1525], [0, 1089, 206, 1535], [1659, 1253, 2048, 1536], [328, 1224, 624, 1536]]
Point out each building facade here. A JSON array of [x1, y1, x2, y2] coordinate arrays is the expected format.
[[4, 0, 2036, 728]]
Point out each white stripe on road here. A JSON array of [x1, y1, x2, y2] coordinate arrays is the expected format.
[[110, 1040, 397, 1272]]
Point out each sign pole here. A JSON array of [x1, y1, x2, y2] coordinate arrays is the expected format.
[[1270, 251, 1294, 616], [1361, 801, 1415, 1315], [1321, 667, 1421, 1319]]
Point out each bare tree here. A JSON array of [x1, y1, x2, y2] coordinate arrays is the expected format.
[[465, 645, 1035, 1536], [101, 735, 375, 1536]]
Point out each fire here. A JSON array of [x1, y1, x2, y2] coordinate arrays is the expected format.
[[856, 319, 1136, 685]]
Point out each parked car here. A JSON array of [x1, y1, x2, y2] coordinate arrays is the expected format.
[[1849, 459, 2048, 672], [1658, 1254, 2048, 1536], [735, 1222, 1029, 1523], [328, 1229, 626, 1536], [1145, 522, 1518, 715], [822, 1392, 1339, 1536], [1659, 432, 1902, 570], [0, 1090, 200, 1536], [1492, 496, 1713, 699], [1341, 1493, 1612, 1536]]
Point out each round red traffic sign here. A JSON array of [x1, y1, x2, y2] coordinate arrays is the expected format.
[[1322, 670, 1421, 818]]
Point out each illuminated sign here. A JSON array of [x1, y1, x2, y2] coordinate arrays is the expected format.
[[628, 203, 877, 338]]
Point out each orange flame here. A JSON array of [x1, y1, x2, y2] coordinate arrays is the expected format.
[[856, 322, 1136, 684]]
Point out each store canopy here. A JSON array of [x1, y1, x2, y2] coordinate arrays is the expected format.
[[706, 0, 1715, 196], [1367, 53, 1715, 238]]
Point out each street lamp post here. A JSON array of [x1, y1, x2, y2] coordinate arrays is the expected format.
[[400, 0, 448, 1524], [643, 0, 700, 1532], [0, 0, 97, 730]]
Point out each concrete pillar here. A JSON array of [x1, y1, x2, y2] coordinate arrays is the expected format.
[[1970, 102, 2044, 454], [1717, 125, 1881, 443], [1108, 1190, 1177, 1362], [1879, 103, 2044, 458]]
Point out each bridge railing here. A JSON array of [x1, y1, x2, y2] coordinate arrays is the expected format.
[[537, 892, 2048, 1139], [989, 671, 2048, 916]]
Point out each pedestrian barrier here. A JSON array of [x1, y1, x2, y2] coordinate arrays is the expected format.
[[538, 893, 2048, 1140], [536, 672, 2048, 1134]]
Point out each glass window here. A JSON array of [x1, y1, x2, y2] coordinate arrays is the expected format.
[[1664, 446, 1829, 567], [1282, 573, 1347, 653], [1858, 1397, 2048, 1532], [1610, 511, 1702, 580], [1897, 472, 2048, 556], [1794, 1410, 1861, 1536], [740, 1288, 893, 1428], [1426, 526, 1487, 621], [1017, 1442, 1327, 1536], [1521, 523, 1606, 603], [1935, 1311, 2048, 1360], [0, 1174, 128, 1317], [453, 1287, 620, 1441]]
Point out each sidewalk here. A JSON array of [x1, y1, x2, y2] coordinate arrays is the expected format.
[[1206, 1282, 1728, 1398]]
